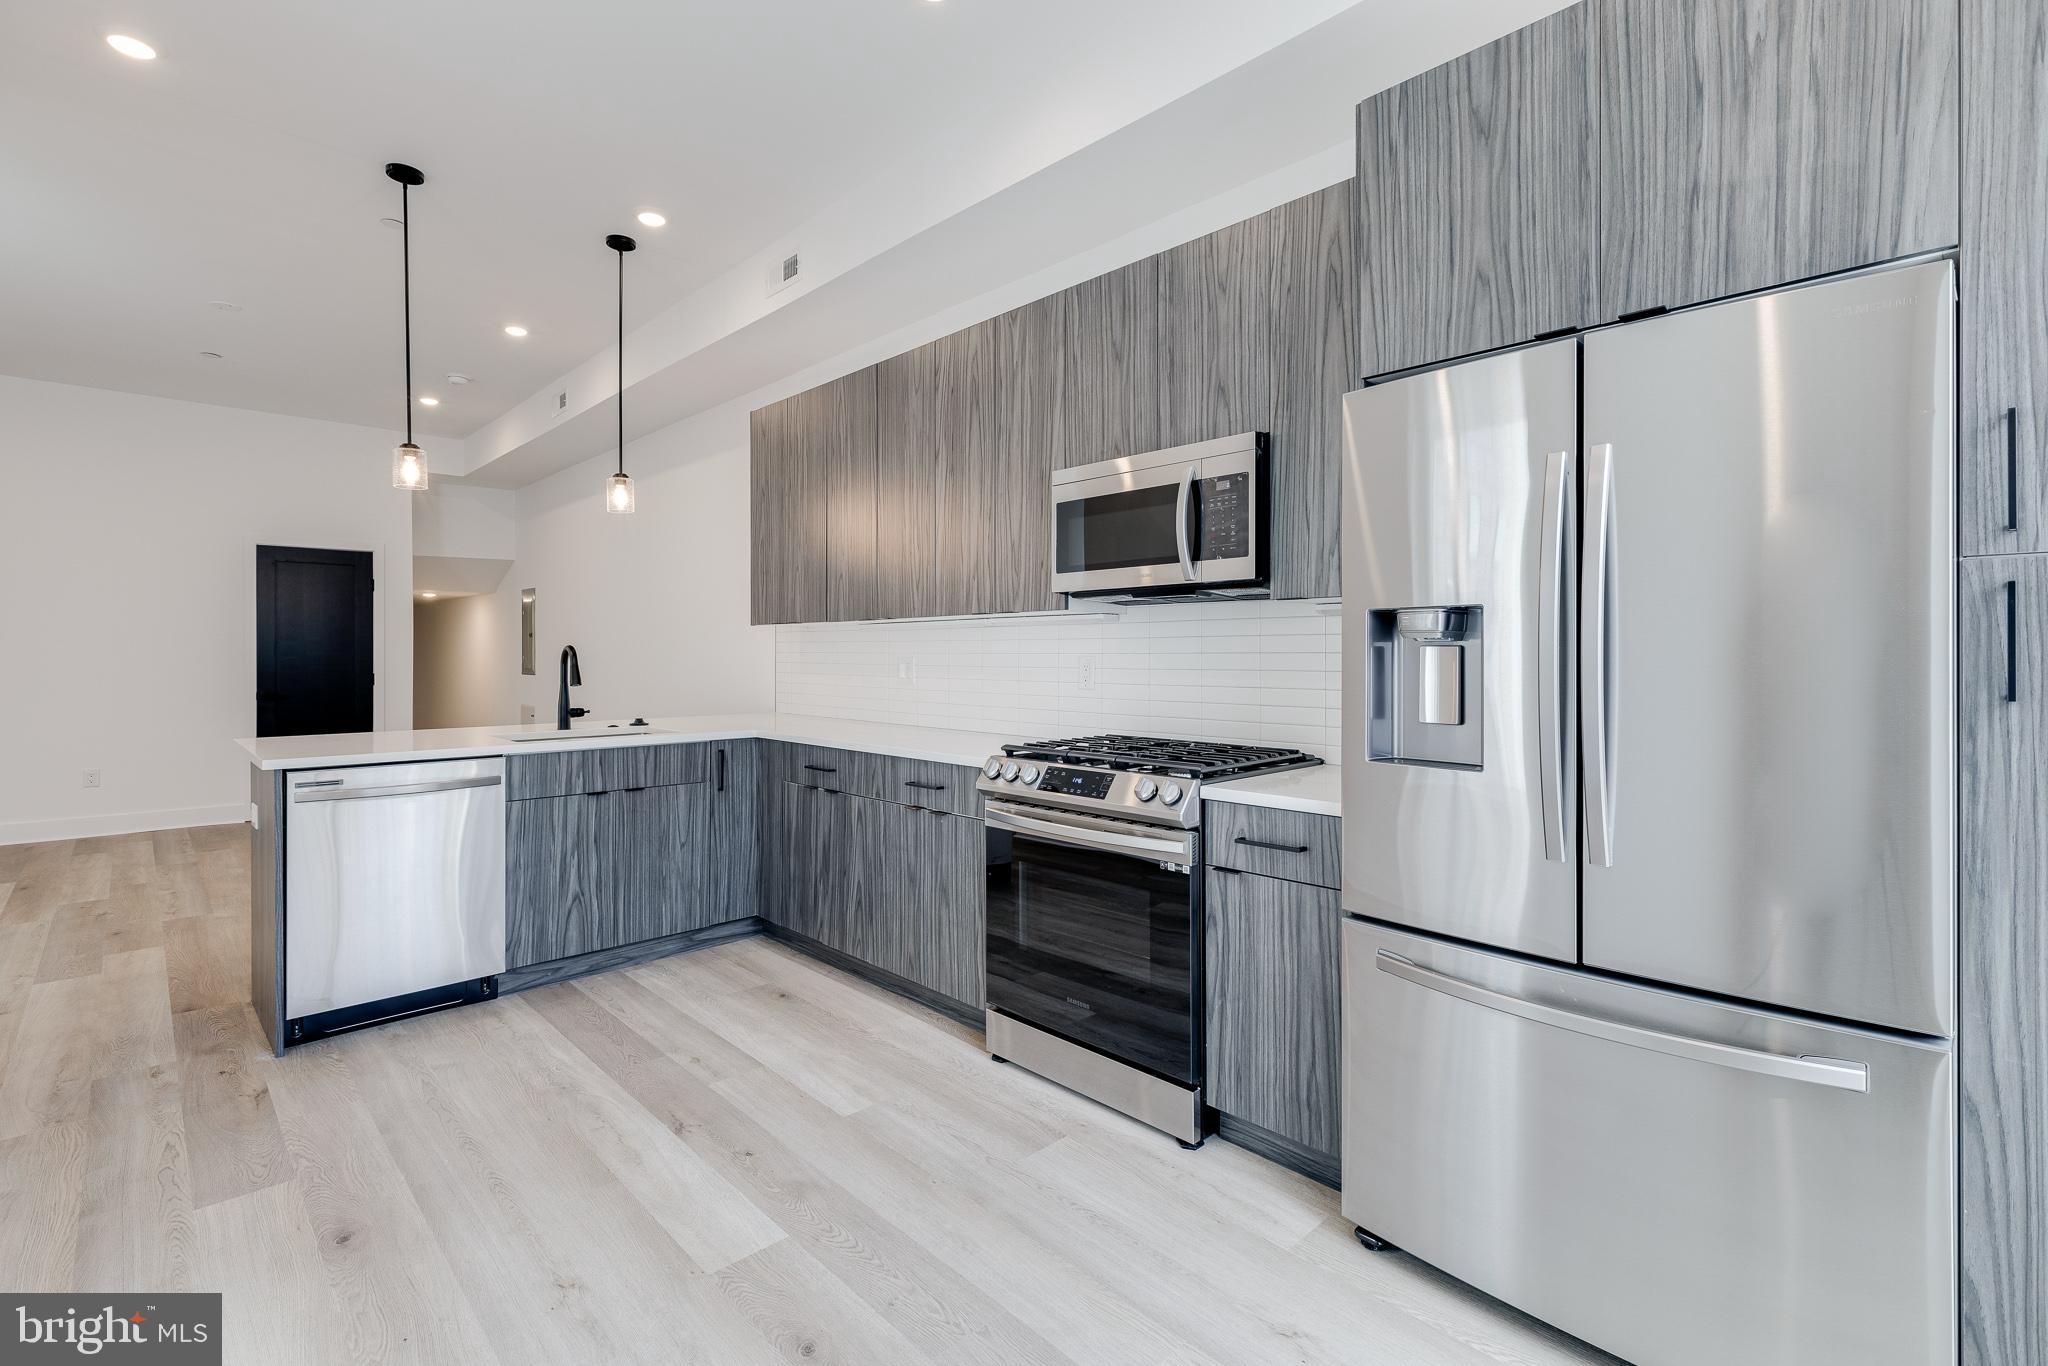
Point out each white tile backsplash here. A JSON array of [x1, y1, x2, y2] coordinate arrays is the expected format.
[[775, 599, 1344, 758]]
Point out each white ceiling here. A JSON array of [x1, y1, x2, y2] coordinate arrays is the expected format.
[[0, 0, 1369, 439]]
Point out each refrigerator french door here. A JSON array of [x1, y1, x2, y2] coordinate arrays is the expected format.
[[1339, 261, 1956, 1366]]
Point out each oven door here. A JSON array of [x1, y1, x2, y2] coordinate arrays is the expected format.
[[983, 801, 1201, 1084], [1050, 436, 1263, 595]]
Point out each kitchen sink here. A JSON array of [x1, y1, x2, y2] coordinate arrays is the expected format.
[[493, 724, 665, 743]]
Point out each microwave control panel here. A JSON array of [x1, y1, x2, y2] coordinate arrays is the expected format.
[[1199, 473, 1251, 561]]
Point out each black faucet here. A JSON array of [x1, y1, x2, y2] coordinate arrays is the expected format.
[[558, 645, 587, 730]]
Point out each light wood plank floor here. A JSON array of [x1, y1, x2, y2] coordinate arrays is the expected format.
[[0, 827, 1619, 1366]]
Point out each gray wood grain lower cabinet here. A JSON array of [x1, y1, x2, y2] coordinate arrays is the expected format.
[[705, 741, 761, 928], [1356, 4, 1595, 377], [1204, 867, 1341, 1161], [603, 784, 713, 944], [1594, 0, 1958, 324], [889, 802, 986, 1009], [506, 793, 605, 968], [1959, 555, 2048, 1366], [1962, 0, 2048, 555]]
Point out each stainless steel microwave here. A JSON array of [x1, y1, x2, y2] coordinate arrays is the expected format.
[[1050, 432, 1267, 598]]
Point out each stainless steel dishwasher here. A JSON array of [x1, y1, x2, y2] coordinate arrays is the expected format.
[[285, 757, 506, 1035]]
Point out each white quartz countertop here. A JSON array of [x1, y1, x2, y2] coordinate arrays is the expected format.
[[1202, 762, 1342, 818], [238, 713, 1340, 815], [237, 712, 1015, 773]]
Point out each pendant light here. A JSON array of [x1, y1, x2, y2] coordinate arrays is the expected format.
[[604, 232, 637, 513], [386, 162, 429, 491]]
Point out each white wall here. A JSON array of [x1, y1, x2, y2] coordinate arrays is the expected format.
[[413, 484, 518, 560], [503, 404, 774, 724], [413, 595, 518, 730], [0, 375, 414, 843]]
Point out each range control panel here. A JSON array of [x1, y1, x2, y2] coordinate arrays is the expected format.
[[1199, 473, 1251, 561], [1036, 766, 1114, 800]]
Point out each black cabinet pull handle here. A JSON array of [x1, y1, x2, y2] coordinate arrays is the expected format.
[[1213, 865, 1241, 876], [587, 789, 609, 798], [2007, 407, 2021, 532], [803, 764, 837, 775], [2005, 579, 2020, 703], [1235, 835, 1310, 854], [717, 749, 727, 793], [904, 780, 946, 791]]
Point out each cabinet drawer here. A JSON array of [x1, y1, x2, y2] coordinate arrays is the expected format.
[[1206, 802, 1340, 888], [769, 742, 979, 816], [506, 743, 706, 800]]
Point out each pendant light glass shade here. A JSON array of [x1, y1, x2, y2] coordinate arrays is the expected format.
[[605, 471, 636, 514], [393, 442, 430, 491]]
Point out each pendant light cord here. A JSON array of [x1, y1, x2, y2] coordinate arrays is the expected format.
[[401, 181, 413, 446], [616, 245, 625, 477]]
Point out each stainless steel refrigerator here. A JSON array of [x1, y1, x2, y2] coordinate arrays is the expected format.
[[1339, 261, 1956, 1366]]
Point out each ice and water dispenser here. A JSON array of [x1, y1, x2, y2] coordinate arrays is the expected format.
[[1367, 606, 1483, 769]]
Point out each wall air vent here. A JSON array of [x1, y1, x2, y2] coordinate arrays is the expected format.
[[767, 250, 802, 297]]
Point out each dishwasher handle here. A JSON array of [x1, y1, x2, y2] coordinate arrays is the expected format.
[[292, 775, 502, 803]]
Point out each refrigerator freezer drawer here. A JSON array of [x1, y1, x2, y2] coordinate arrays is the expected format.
[[1341, 919, 1954, 1366]]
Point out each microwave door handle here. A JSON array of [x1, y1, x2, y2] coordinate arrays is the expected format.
[[1175, 463, 1198, 581]]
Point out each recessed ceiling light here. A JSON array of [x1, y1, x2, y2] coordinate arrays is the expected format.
[[418, 395, 440, 406], [419, 591, 439, 599], [503, 325, 528, 338], [106, 34, 156, 60], [380, 217, 404, 230], [446, 372, 472, 385], [636, 210, 667, 228], [198, 350, 222, 360]]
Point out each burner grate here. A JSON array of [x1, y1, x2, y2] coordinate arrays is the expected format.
[[1003, 733, 1322, 780]]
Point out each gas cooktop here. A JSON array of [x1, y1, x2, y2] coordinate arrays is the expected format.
[[978, 733, 1322, 828], [1002, 734, 1322, 780]]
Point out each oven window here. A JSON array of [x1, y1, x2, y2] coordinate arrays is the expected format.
[[985, 829, 1199, 1084], [1054, 485, 1181, 574]]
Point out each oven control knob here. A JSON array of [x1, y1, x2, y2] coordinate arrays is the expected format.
[[1001, 762, 1021, 782], [1019, 764, 1041, 785], [1134, 778, 1159, 802], [1160, 783, 1185, 806], [984, 760, 1003, 779]]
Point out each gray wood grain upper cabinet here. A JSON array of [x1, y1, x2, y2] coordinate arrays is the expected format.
[[1205, 866, 1342, 1160], [1958, 555, 2048, 1366], [808, 366, 880, 622], [1160, 184, 1356, 599], [1061, 257, 1163, 468], [875, 342, 943, 620], [991, 296, 1066, 615], [1356, 5, 1595, 377], [748, 396, 814, 626], [1594, 0, 1959, 323], [1962, 0, 2048, 555], [935, 321, 1001, 617]]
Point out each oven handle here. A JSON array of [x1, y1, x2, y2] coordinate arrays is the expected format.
[[984, 801, 1194, 863]]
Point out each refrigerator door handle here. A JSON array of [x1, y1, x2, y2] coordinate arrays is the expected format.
[[1373, 950, 1870, 1093], [1538, 448, 1574, 861], [1581, 442, 1618, 868]]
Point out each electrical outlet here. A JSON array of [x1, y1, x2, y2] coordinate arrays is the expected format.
[[897, 660, 911, 681], [519, 704, 537, 723], [82, 769, 101, 789], [1076, 655, 1099, 693]]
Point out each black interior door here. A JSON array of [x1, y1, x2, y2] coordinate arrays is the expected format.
[[256, 545, 373, 738]]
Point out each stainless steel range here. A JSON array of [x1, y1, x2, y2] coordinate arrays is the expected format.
[[978, 735, 1321, 1144]]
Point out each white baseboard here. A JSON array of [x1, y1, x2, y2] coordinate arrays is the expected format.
[[0, 803, 250, 847]]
